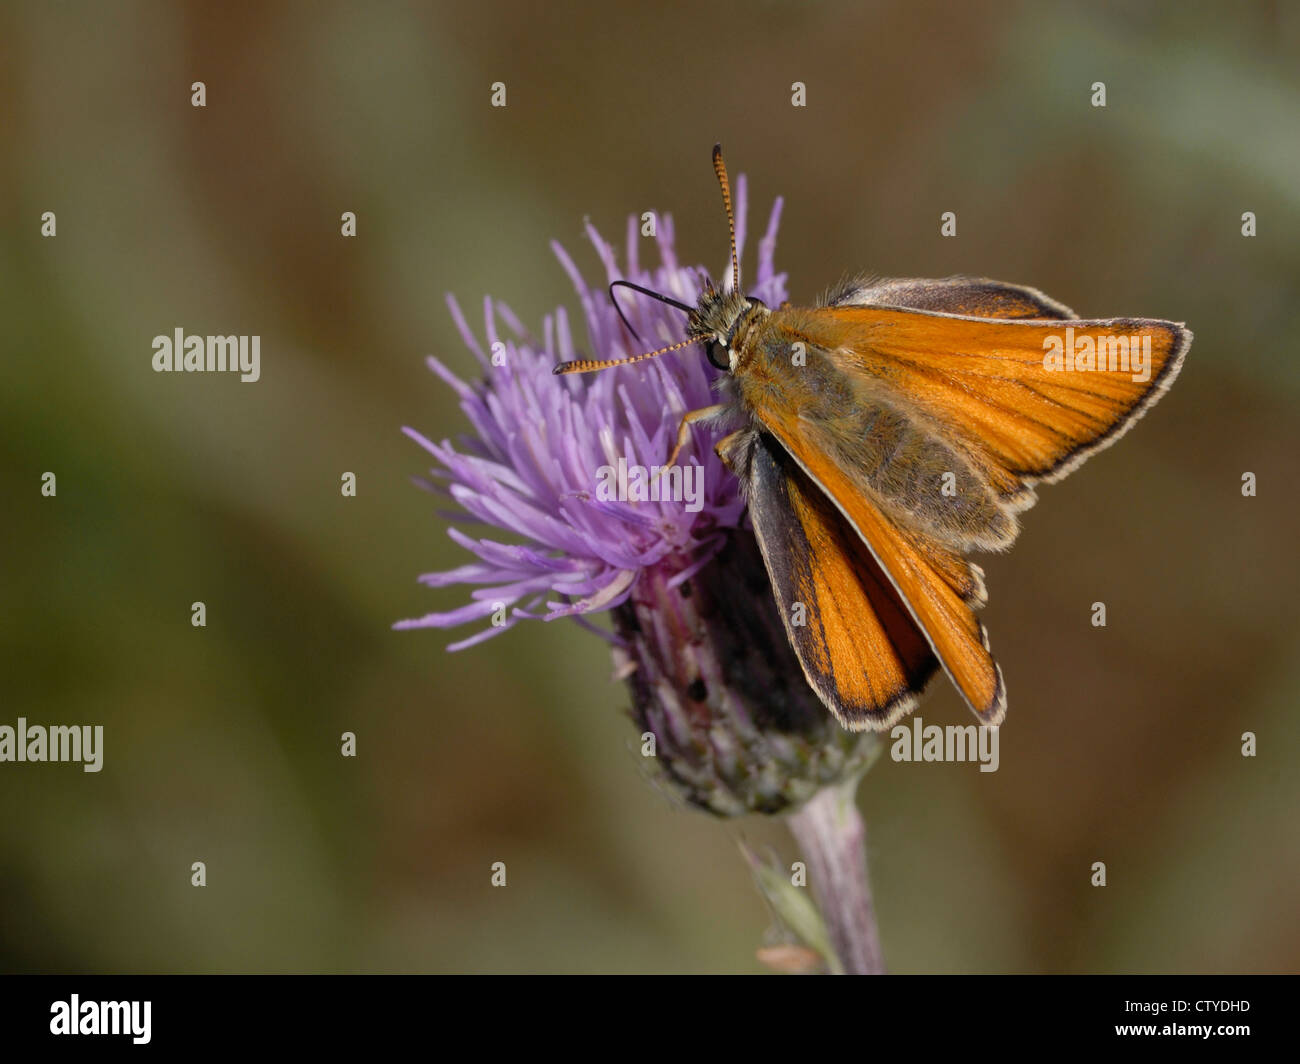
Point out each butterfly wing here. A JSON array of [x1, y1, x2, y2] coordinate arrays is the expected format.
[[729, 410, 1007, 724], [719, 429, 940, 730], [784, 300, 1191, 502]]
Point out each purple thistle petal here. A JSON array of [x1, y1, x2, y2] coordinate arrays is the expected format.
[[445, 624, 517, 652], [733, 175, 748, 285], [758, 196, 784, 288], [395, 596, 502, 630]]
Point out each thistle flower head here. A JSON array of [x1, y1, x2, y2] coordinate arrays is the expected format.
[[400, 177, 877, 815]]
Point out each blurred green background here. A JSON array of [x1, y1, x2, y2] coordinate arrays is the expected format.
[[2, 0, 1297, 973]]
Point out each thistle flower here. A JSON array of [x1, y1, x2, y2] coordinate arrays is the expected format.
[[398, 178, 878, 821]]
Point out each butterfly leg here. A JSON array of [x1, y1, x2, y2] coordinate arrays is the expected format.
[[654, 404, 731, 482], [712, 429, 751, 472]]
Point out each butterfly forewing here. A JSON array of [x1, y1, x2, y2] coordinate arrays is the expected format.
[[788, 302, 1191, 493]]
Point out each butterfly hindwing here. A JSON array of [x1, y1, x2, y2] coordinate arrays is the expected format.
[[824, 275, 1077, 321], [731, 406, 1007, 725], [720, 429, 939, 731]]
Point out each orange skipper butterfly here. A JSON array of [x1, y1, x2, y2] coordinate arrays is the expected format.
[[556, 146, 1190, 731]]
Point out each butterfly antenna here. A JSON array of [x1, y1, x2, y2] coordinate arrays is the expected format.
[[553, 336, 699, 376], [712, 144, 741, 294], [607, 280, 693, 344]]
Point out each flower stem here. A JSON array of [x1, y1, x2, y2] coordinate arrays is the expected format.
[[786, 775, 886, 975]]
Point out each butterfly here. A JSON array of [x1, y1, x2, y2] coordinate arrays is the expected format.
[[555, 146, 1191, 731]]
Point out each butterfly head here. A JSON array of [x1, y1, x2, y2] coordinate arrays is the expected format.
[[688, 284, 766, 372]]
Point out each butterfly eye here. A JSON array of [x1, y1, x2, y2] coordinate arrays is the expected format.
[[706, 340, 730, 371]]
